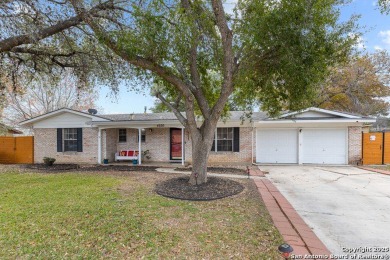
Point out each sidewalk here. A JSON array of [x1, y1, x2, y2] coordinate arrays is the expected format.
[[251, 168, 332, 257], [156, 167, 264, 179]]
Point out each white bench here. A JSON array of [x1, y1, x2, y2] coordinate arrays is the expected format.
[[115, 150, 139, 161]]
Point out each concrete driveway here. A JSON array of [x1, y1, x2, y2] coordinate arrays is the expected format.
[[260, 165, 390, 255]]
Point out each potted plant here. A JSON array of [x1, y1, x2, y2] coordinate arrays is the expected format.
[[142, 150, 151, 161], [43, 157, 56, 166]]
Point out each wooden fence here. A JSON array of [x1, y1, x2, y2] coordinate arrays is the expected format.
[[362, 132, 390, 165], [0, 136, 34, 164]]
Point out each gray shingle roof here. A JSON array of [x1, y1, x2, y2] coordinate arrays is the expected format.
[[98, 111, 268, 122]]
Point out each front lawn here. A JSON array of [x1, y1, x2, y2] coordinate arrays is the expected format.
[[0, 169, 282, 259]]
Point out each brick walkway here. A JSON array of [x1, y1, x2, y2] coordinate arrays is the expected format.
[[251, 168, 331, 257], [248, 167, 266, 177]]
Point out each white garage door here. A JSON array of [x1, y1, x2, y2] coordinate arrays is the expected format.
[[301, 128, 347, 164], [256, 129, 298, 163]]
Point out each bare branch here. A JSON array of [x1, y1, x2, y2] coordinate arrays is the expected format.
[[156, 92, 187, 127], [0, 16, 82, 53], [69, 0, 194, 99], [0, 1, 115, 53]]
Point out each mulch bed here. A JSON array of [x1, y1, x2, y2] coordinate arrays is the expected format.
[[25, 164, 80, 171], [24, 164, 158, 172], [155, 176, 244, 201], [175, 167, 248, 176]]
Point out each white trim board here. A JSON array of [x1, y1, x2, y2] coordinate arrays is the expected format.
[[279, 107, 362, 119]]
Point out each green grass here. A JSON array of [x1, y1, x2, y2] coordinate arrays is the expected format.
[[0, 170, 282, 259]]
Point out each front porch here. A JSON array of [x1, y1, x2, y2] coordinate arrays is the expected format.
[[97, 126, 188, 166], [100, 161, 191, 167], [100, 160, 252, 168]]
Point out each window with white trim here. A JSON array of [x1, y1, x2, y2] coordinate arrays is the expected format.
[[64, 128, 78, 151], [137, 128, 146, 142], [211, 127, 234, 152], [118, 129, 127, 142]]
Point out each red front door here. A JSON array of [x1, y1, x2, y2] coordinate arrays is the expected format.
[[170, 129, 182, 160]]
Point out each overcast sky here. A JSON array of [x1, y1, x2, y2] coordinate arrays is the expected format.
[[96, 0, 390, 114]]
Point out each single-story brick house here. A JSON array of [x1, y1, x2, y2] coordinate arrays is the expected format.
[[19, 107, 375, 165]]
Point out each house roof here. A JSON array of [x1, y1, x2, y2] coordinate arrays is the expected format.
[[19, 107, 111, 126], [18, 107, 375, 128], [99, 111, 268, 122], [278, 107, 363, 119]]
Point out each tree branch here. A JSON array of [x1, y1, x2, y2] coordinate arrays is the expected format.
[[69, 0, 194, 99], [0, 16, 82, 53], [11, 47, 82, 57], [0, 1, 115, 53], [156, 92, 187, 127], [209, 0, 235, 121], [180, 0, 210, 119]]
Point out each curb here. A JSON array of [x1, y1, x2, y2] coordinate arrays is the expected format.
[[253, 176, 331, 257]]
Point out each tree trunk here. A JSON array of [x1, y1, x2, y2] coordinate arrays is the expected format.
[[188, 126, 215, 185]]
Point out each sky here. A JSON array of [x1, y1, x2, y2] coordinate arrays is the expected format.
[[96, 0, 390, 114]]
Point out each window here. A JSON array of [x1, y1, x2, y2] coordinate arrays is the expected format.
[[118, 129, 127, 142], [64, 128, 78, 151], [211, 127, 239, 152], [57, 128, 82, 152], [216, 128, 233, 152], [137, 129, 146, 142]]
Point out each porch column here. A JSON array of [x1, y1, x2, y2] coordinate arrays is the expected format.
[[298, 128, 302, 165], [98, 128, 102, 164], [251, 127, 254, 164], [138, 128, 142, 165], [181, 127, 185, 165]]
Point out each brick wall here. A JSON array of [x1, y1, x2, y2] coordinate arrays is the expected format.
[[208, 127, 252, 164], [184, 127, 253, 164], [34, 127, 98, 164], [348, 126, 362, 164], [142, 128, 171, 162]]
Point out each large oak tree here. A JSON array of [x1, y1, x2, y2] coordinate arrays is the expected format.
[[1, 0, 357, 184], [316, 51, 390, 116]]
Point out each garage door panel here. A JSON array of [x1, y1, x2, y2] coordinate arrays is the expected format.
[[256, 129, 298, 163], [301, 129, 347, 164]]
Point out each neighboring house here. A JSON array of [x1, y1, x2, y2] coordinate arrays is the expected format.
[[0, 123, 23, 136], [19, 107, 375, 165]]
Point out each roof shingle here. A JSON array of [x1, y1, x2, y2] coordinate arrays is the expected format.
[[98, 111, 268, 122]]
